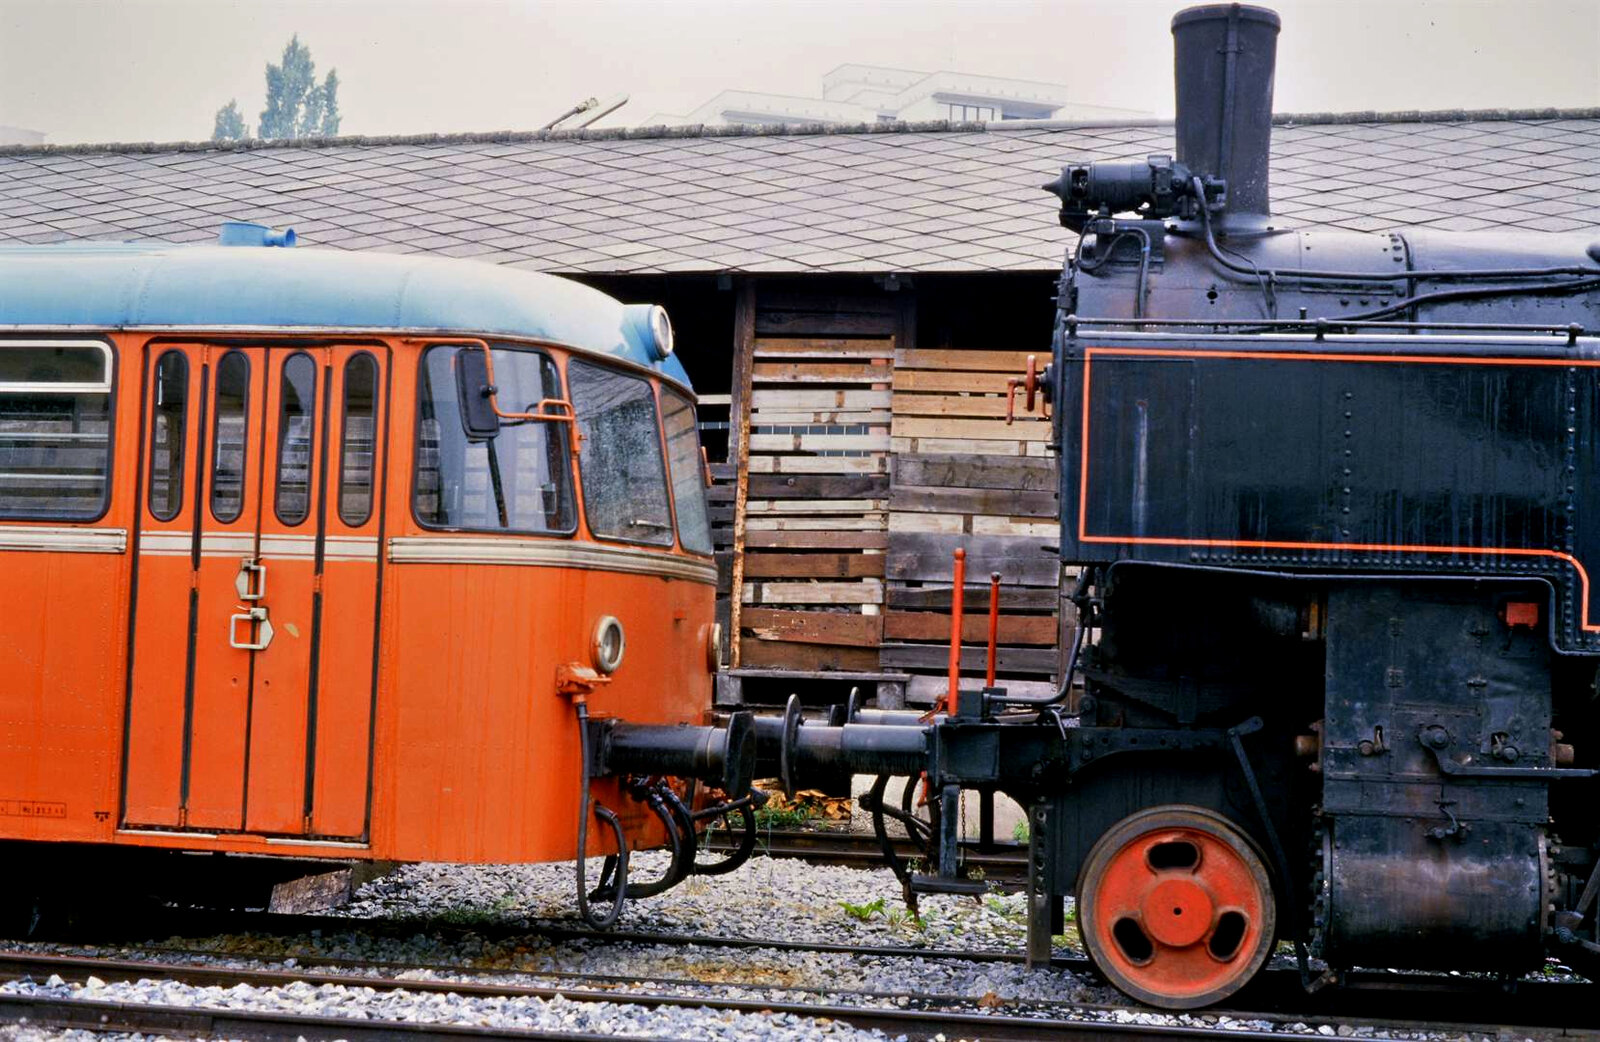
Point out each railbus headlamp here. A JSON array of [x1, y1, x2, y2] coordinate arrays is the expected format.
[[649, 305, 674, 360], [706, 622, 725, 671], [593, 615, 626, 674]]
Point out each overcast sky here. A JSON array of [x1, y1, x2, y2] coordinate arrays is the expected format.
[[2, 0, 1597, 145]]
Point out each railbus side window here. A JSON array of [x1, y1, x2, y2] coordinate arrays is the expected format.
[[339, 353, 378, 526], [274, 352, 317, 525], [209, 351, 250, 523], [414, 344, 575, 533], [148, 350, 188, 521], [661, 389, 713, 555], [0, 341, 113, 520], [568, 359, 673, 547]]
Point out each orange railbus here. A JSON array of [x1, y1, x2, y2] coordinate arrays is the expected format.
[[0, 226, 753, 924]]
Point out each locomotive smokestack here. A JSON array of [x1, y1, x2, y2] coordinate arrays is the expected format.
[[1172, 3, 1280, 227]]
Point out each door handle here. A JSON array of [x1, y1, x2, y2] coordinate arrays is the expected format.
[[229, 606, 275, 651], [235, 559, 267, 601]]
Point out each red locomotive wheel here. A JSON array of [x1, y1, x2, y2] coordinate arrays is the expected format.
[[1077, 805, 1276, 1009]]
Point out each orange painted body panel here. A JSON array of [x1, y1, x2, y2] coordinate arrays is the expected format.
[[375, 564, 713, 861], [1, 329, 715, 867], [0, 549, 128, 836], [0, 331, 138, 844]]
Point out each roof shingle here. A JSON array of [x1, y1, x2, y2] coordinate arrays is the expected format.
[[1, 112, 1595, 274]]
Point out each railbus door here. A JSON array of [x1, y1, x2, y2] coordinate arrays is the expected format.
[[121, 344, 388, 839]]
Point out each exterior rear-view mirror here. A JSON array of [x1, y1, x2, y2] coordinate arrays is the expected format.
[[456, 347, 501, 440]]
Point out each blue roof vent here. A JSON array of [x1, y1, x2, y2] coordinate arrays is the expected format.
[[218, 221, 297, 247]]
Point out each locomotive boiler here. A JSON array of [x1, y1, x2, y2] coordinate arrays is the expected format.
[[756, 2, 1600, 1009]]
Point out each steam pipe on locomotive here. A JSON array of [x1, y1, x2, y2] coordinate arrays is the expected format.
[[681, 0, 1600, 1012]]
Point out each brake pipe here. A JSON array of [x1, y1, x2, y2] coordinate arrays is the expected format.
[[986, 571, 1001, 688], [945, 548, 966, 714]]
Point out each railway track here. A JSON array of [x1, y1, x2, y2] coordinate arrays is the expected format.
[[4, 949, 1590, 1042], [49, 905, 1600, 1026]]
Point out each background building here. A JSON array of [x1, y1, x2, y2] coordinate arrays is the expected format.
[[644, 64, 1148, 126]]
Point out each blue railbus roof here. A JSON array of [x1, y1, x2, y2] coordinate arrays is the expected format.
[[0, 241, 692, 388]]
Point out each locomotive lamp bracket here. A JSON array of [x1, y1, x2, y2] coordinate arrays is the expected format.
[[557, 662, 613, 698]]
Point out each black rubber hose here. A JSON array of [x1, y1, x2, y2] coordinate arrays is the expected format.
[[1318, 276, 1600, 323], [593, 787, 684, 902], [692, 798, 759, 876], [574, 701, 627, 928]]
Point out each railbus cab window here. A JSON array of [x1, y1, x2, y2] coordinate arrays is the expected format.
[[568, 359, 673, 547], [661, 389, 713, 555], [0, 340, 114, 520], [338, 353, 378, 526], [414, 344, 575, 532], [274, 352, 317, 525], [147, 351, 188, 521]]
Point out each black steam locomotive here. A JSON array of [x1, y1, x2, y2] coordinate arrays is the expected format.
[[721, 1, 1600, 1010]]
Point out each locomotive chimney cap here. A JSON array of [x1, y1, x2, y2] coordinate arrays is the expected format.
[[1171, 3, 1280, 31]]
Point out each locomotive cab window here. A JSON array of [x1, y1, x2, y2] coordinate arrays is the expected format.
[[0, 340, 114, 520], [414, 343, 575, 533], [661, 389, 713, 555], [568, 359, 673, 547]]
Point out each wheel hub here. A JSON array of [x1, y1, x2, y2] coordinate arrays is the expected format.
[[1142, 876, 1214, 947]]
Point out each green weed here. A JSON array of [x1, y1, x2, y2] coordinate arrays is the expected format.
[[839, 896, 886, 921]]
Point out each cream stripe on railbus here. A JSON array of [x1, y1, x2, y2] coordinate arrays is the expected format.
[[0, 526, 127, 554], [388, 536, 717, 585], [138, 532, 379, 561]]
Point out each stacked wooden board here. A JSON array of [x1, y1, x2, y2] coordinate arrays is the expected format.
[[736, 335, 894, 672], [885, 348, 1065, 704]]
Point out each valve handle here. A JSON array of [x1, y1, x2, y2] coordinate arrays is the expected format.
[[1004, 355, 1040, 426]]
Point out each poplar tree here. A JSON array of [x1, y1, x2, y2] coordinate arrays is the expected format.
[[208, 35, 342, 141], [258, 35, 342, 140], [211, 100, 246, 142]]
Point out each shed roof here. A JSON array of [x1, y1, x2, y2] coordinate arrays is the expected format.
[[1, 111, 1595, 275]]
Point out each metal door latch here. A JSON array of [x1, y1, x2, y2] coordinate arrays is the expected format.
[[235, 559, 267, 601], [229, 605, 274, 651]]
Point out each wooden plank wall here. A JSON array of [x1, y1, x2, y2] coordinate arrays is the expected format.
[[733, 291, 901, 672], [886, 348, 1063, 704]]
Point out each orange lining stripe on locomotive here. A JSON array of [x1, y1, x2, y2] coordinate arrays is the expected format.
[[1076, 345, 1600, 632]]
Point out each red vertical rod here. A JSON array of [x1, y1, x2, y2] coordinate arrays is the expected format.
[[945, 548, 967, 712], [985, 571, 1001, 688]]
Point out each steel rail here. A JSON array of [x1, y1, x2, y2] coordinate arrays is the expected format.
[[10, 950, 1591, 1042], [44, 909, 1600, 1031], [0, 992, 687, 1042], [89, 906, 1076, 967]]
